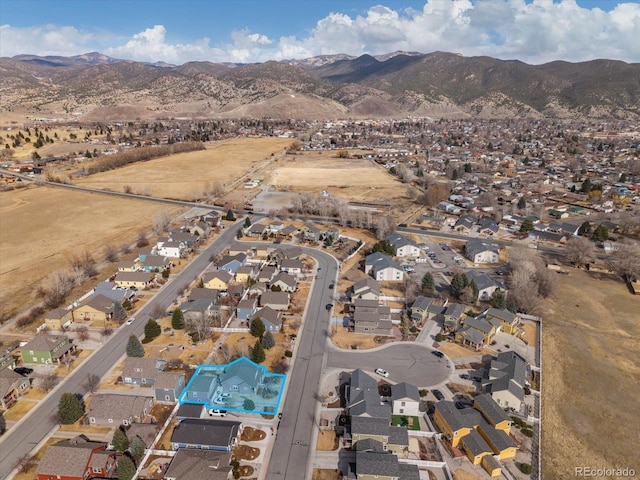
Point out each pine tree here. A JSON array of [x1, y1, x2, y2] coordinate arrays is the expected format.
[[225, 209, 235, 221], [129, 436, 146, 461], [144, 319, 161, 341], [112, 427, 129, 452], [252, 340, 266, 363], [58, 392, 84, 424], [578, 221, 592, 236], [126, 335, 144, 357], [117, 455, 136, 480], [261, 330, 275, 350], [171, 309, 185, 330], [449, 273, 468, 299], [244, 216, 252, 228], [490, 289, 506, 309], [420, 273, 435, 295], [591, 225, 609, 242], [520, 219, 534, 233], [243, 398, 255, 411], [517, 197, 526, 209], [250, 318, 265, 338]]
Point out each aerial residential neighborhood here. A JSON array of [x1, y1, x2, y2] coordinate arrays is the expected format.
[[1, 2, 640, 480]]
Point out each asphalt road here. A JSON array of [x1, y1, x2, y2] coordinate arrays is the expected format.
[[325, 343, 453, 387], [0, 221, 244, 478]]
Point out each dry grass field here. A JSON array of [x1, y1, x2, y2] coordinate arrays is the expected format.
[[316, 430, 339, 451], [0, 185, 180, 316], [542, 268, 640, 479], [270, 153, 409, 206], [74, 138, 292, 199]]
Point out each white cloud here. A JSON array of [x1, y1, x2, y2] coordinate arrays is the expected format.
[[2, 1, 640, 64]]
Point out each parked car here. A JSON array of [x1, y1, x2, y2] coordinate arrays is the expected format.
[[432, 351, 444, 358], [14, 367, 33, 376], [329, 283, 335, 290], [208, 409, 227, 417], [325, 303, 333, 311], [433, 389, 445, 400], [375, 368, 390, 378], [459, 373, 470, 380], [126, 317, 135, 325]]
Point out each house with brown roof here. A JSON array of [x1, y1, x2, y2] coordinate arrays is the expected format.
[[164, 449, 232, 480], [259, 291, 290, 311], [203, 271, 233, 291], [20, 334, 74, 365], [44, 307, 74, 330], [72, 294, 125, 323], [0, 368, 30, 410], [113, 271, 156, 290], [36, 436, 115, 480], [352, 299, 393, 337], [87, 394, 153, 426], [171, 418, 243, 452]]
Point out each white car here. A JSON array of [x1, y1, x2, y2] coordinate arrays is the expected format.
[[375, 368, 390, 378], [125, 317, 135, 325], [208, 409, 227, 417]]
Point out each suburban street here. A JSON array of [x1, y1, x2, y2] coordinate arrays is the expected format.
[[0, 220, 244, 478]]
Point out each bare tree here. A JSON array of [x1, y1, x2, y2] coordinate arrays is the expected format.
[[39, 374, 59, 393], [37, 270, 74, 309], [607, 241, 640, 283], [82, 373, 101, 394], [153, 210, 172, 235], [69, 250, 97, 278], [374, 215, 396, 240], [76, 325, 90, 342], [101, 327, 113, 338], [185, 314, 214, 343], [104, 244, 119, 263], [136, 231, 149, 248], [211, 181, 226, 198], [15, 454, 36, 474], [564, 237, 595, 268]]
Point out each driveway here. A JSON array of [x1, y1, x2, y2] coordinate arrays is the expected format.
[[325, 343, 453, 388]]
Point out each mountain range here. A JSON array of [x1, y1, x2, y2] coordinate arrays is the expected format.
[[1, 51, 638, 121]]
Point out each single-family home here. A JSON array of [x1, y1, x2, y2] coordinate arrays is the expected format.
[[0, 368, 30, 410], [203, 271, 233, 291], [347, 369, 391, 419], [410, 296, 436, 324], [227, 242, 249, 256], [118, 260, 137, 272], [465, 239, 500, 264], [72, 293, 125, 323], [246, 223, 267, 237], [484, 308, 520, 335], [189, 288, 220, 303], [113, 271, 155, 290], [44, 307, 74, 331], [279, 258, 304, 276], [278, 224, 299, 239], [352, 278, 380, 301], [364, 252, 404, 282], [478, 218, 499, 236], [235, 265, 256, 285], [350, 416, 410, 455], [454, 214, 477, 234], [121, 357, 185, 403], [347, 450, 420, 480], [202, 210, 221, 227], [481, 351, 527, 410], [158, 240, 187, 258], [36, 436, 115, 480], [302, 223, 323, 242], [386, 233, 421, 257], [455, 315, 501, 350], [259, 291, 290, 311], [171, 418, 243, 452], [20, 334, 75, 365], [93, 281, 136, 304], [250, 307, 282, 333], [164, 448, 232, 480], [442, 303, 467, 332], [391, 382, 420, 417], [271, 272, 297, 292], [217, 253, 246, 274], [87, 394, 153, 426], [140, 254, 171, 272], [266, 221, 284, 233], [466, 271, 505, 302], [257, 265, 277, 284], [180, 299, 219, 323], [236, 298, 257, 321], [219, 357, 266, 395], [227, 283, 246, 299], [352, 299, 393, 337]]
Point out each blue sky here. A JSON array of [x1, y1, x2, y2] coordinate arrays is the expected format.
[[1, 0, 639, 64]]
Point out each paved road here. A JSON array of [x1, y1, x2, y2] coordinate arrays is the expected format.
[[0, 221, 244, 478], [325, 343, 452, 387], [252, 244, 338, 480]]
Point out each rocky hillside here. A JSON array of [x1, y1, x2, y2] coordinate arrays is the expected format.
[[1, 51, 638, 120]]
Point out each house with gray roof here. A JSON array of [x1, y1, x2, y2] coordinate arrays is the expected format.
[[271, 271, 297, 292], [183, 373, 217, 403], [170, 418, 243, 452], [441, 303, 467, 332], [217, 253, 246, 274], [236, 298, 257, 321], [352, 278, 380, 301], [257, 265, 277, 283], [482, 351, 527, 410], [87, 394, 153, 426], [246, 222, 267, 237], [347, 369, 391, 419], [364, 252, 404, 282], [0, 368, 30, 410], [386, 233, 420, 257], [259, 290, 290, 311], [121, 357, 185, 403], [391, 382, 420, 417], [466, 270, 505, 301], [20, 334, 74, 365], [164, 448, 232, 480], [410, 296, 437, 324], [352, 299, 393, 337], [346, 450, 420, 480], [455, 315, 501, 350], [478, 217, 499, 236], [464, 239, 500, 264], [219, 357, 265, 395], [189, 287, 220, 302], [179, 298, 219, 323], [250, 306, 282, 332], [279, 258, 304, 276], [454, 214, 477, 234]]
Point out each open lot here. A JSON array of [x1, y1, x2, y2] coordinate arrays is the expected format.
[[74, 138, 292, 200], [0, 185, 180, 316], [542, 268, 640, 478]]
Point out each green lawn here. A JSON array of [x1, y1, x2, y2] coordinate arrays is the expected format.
[[391, 415, 421, 431]]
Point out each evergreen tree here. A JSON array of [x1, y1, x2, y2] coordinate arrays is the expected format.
[[171, 309, 185, 330], [449, 273, 468, 299], [144, 319, 161, 342], [420, 273, 435, 295], [250, 318, 266, 338], [252, 340, 266, 363], [261, 330, 275, 350], [58, 393, 84, 424], [580, 178, 592, 193], [372, 240, 395, 256], [592, 225, 609, 242], [490, 289, 506, 309], [126, 335, 144, 357], [129, 436, 146, 461], [225, 209, 235, 221], [243, 398, 255, 411], [520, 219, 534, 233], [117, 455, 136, 480], [244, 216, 252, 228], [517, 197, 526, 210], [112, 427, 129, 452], [578, 221, 592, 236]]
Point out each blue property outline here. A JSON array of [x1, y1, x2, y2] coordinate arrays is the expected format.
[[178, 356, 287, 416]]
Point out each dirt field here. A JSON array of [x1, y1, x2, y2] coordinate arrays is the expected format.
[[74, 138, 292, 200], [542, 268, 640, 479], [438, 341, 496, 359], [0, 185, 181, 316], [312, 469, 342, 480], [268, 153, 410, 207], [316, 430, 339, 451]]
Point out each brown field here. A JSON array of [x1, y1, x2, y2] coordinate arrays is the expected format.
[[269, 153, 409, 206], [316, 430, 339, 451], [331, 327, 379, 350], [438, 341, 496, 359], [3, 399, 37, 420], [312, 469, 342, 480], [74, 138, 292, 199], [542, 268, 640, 479], [0, 185, 181, 316]]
